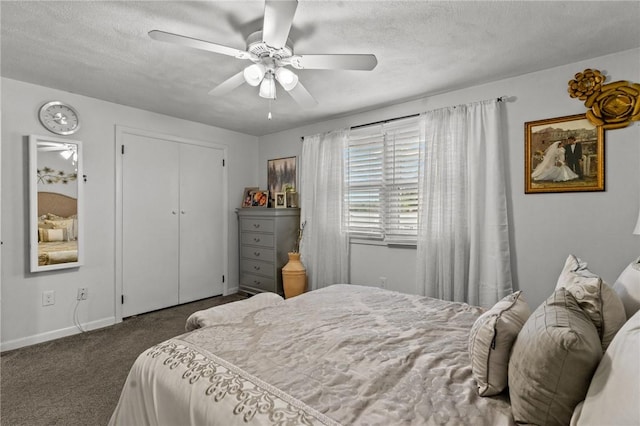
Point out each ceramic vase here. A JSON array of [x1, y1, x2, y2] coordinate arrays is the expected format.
[[282, 252, 307, 298]]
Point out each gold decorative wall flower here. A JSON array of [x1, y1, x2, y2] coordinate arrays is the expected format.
[[568, 69, 605, 100], [584, 81, 640, 130], [569, 69, 640, 130]]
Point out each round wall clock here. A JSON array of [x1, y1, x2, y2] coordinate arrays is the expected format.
[[38, 101, 80, 135]]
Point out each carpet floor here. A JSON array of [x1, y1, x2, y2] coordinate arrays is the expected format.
[[1, 293, 245, 426]]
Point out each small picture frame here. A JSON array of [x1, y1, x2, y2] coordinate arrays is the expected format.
[[524, 114, 604, 194], [274, 192, 286, 208], [250, 190, 269, 208], [241, 187, 258, 208]]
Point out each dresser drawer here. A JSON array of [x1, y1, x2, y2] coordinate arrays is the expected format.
[[241, 246, 274, 261], [240, 218, 274, 233], [240, 273, 276, 293], [242, 259, 275, 277], [241, 232, 274, 248]]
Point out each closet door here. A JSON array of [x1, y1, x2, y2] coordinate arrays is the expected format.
[[122, 135, 180, 317], [178, 143, 224, 303]]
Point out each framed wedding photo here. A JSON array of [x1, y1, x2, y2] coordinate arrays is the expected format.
[[524, 114, 604, 194]]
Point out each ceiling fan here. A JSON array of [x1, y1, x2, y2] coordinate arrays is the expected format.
[[149, 0, 377, 108]]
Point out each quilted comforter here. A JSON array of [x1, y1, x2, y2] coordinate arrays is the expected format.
[[109, 284, 513, 425]]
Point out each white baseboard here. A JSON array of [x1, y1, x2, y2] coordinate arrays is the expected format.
[[0, 316, 116, 352], [224, 285, 239, 296]]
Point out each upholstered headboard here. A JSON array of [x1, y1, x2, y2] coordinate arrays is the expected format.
[[37, 191, 77, 217]]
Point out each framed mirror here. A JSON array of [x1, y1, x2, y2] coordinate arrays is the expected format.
[[29, 135, 84, 272]]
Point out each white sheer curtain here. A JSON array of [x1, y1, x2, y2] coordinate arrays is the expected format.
[[300, 129, 350, 290], [416, 99, 513, 307]]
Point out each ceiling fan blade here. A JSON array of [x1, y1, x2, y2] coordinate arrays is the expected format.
[[286, 81, 318, 108], [208, 71, 246, 97], [262, 0, 298, 49], [149, 30, 257, 60], [288, 54, 378, 70]]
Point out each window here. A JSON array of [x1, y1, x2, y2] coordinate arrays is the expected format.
[[345, 116, 421, 244]]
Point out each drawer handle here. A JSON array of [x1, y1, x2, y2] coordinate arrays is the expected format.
[[253, 265, 261, 270], [253, 224, 260, 228], [253, 251, 261, 257], [253, 237, 261, 242], [253, 280, 261, 285]]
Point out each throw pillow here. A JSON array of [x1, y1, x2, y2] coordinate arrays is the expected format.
[[612, 256, 640, 319], [508, 288, 602, 426], [468, 290, 531, 396], [570, 310, 639, 425], [556, 254, 626, 351], [38, 227, 68, 242], [44, 218, 76, 241]]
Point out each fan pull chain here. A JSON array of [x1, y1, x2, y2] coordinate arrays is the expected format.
[[268, 99, 273, 120]]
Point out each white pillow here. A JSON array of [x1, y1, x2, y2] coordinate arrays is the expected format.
[[612, 256, 640, 319], [571, 310, 640, 426], [468, 291, 531, 396], [556, 254, 626, 351], [38, 227, 68, 242]]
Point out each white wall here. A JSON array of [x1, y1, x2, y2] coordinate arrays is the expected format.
[[1, 78, 259, 350], [258, 48, 640, 310]]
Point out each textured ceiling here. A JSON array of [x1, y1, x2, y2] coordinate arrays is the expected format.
[[2, 1, 639, 136]]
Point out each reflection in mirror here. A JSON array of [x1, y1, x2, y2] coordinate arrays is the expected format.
[[29, 135, 84, 272]]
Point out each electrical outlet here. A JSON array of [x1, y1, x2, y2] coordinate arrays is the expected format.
[[379, 276, 387, 288], [42, 290, 55, 306], [77, 287, 88, 301]]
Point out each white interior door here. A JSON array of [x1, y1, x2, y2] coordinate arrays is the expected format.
[[178, 143, 224, 303], [122, 134, 180, 317]]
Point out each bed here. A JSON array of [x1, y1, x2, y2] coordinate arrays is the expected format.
[[36, 191, 78, 265], [109, 256, 640, 426]]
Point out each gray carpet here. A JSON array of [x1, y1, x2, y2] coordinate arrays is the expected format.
[[1, 293, 246, 426]]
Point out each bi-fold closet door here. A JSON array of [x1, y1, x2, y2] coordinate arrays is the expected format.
[[120, 132, 224, 318]]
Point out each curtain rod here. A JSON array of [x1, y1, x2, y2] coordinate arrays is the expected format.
[[300, 96, 508, 140], [349, 96, 508, 131]]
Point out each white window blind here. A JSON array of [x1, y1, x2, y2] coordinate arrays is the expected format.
[[345, 116, 421, 244]]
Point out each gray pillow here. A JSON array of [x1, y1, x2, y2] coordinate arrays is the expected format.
[[508, 289, 602, 426], [556, 254, 626, 351], [468, 291, 530, 396]]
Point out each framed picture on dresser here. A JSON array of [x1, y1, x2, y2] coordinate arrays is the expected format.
[[274, 192, 286, 208], [241, 187, 258, 208], [250, 190, 269, 208]]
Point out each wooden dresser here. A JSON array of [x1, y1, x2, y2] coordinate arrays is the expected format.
[[236, 208, 300, 295]]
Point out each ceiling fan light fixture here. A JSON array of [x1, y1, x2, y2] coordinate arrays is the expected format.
[[150, 0, 374, 108], [243, 63, 266, 87], [259, 73, 277, 99], [275, 67, 299, 91]]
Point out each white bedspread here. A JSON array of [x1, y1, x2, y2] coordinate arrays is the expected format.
[[109, 284, 514, 425], [185, 292, 284, 331]]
